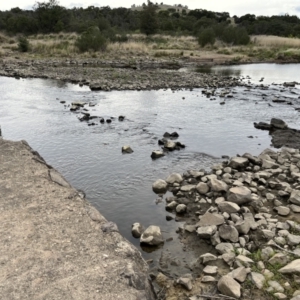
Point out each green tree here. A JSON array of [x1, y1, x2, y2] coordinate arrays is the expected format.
[[140, 1, 158, 35], [198, 28, 215, 47], [75, 26, 107, 52]]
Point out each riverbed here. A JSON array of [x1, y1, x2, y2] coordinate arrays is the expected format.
[[0, 63, 300, 274]]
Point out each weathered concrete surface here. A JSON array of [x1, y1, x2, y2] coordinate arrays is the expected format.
[[0, 138, 155, 300]]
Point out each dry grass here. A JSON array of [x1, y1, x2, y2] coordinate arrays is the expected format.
[[107, 41, 150, 54], [252, 35, 300, 47]]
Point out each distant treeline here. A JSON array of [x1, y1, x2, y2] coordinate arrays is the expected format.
[[0, 0, 299, 39]]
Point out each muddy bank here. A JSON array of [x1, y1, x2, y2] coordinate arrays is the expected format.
[[0, 138, 155, 300], [143, 147, 300, 299], [0, 58, 244, 91]]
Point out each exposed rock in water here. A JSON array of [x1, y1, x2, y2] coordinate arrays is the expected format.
[[151, 150, 165, 159], [152, 179, 168, 194], [140, 225, 164, 246], [122, 145, 133, 154], [131, 223, 144, 238]]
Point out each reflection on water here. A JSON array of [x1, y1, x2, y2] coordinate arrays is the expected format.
[[196, 67, 242, 77], [195, 63, 300, 85]]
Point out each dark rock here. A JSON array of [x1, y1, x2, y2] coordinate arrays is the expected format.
[[100, 118, 105, 123], [254, 122, 271, 130], [106, 119, 112, 123], [270, 118, 288, 129], [118, 116, 125, 121]]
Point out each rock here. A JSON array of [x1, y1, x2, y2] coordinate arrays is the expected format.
[[201, 276, 216, 283], [196, 182, 210, 194], [106, 119, 112, 123], [261, 247, 275, 261], [235, 220, 251, 235], [140, 225, 164, 246], [219, 224, 239, 243], [218, 201, 240, 214], [209, 178, 228, 192], [131, 223, 144, 238], [118, 115, 125, 121], [269, 253, 290, 266], [177, 274, 193, 291], [151, 150, 165, 159], [230, 267, 248, 283], [250, 272, 265, 289], [164, 140, 176, 151], [217, 275, 241, 299], [199, 253, 218, 265], [227, 186, 252, 205], [166, 201, 178, 210], [180, 184, 196, 192], [215, 243, 234, 255], [268, 281, 284, 293], [152, 179, 168, 194], [197, 212, 225, 227], [203, 265, 218, 276], [122, 145, 133, 154], [289, 190, 300, 206], [229, 157, 249, 169], [275, 206, 290, 216], [262, 159, 280, 169], [287, 234, 300, 246], [271, 118, 288, 129], [176, 204, 187, 214], [279, 259, 300, 274], [197, 225, 217, 239], [222, 253, 236, 266], [290, 205, 300, 213], [235, 255, 254, 267], [166, 173, 183, 184], [274, 293, 287, 299]]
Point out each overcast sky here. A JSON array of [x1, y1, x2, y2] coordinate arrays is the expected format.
[[0, 0, 300, 17]]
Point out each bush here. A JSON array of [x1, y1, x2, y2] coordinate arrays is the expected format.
[[75, 26, 107, 52], [198, 28, 215, 47], [220, 26, 250, 45], [18, 36, 30, 52]]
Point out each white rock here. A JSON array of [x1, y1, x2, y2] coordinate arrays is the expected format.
[[152, 179, 168, 194], [176, 204, 187, 214], [197, 225, 217, 239], [131, 223, 144, 238], [166, 173, 183, 184], [203, 265, 218, 276], [279, 259, 300, 274], [209, 178, 228, 192], [250, 272, 265, 289], [219, 224, 239, 243], [229, 157, 249, 169], [140, 225, 164, 246], [196, 182, 210, 194], [215, 243, 234, 255], [197, 212, 225, 227], [227, 186, 252, 205], [217, 275, 241, 299], [218, 201, 240, 214], [289, 190, 300, 206]]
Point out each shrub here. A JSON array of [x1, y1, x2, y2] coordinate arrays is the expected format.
[[18, 36, 30, 52], [75, 26, 107, 52], [198, 28, 215, 47]]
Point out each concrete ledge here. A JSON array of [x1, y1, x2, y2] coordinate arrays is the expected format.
[[0, 138, 155, 299]]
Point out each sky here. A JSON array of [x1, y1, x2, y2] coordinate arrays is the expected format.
[[0, 0, 300, 18]]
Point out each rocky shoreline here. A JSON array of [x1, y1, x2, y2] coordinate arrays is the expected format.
[[134, 146, 300, 299], [0, 57, 246, 91]]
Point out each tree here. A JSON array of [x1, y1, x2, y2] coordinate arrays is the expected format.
[[140, 1, 158, 35]]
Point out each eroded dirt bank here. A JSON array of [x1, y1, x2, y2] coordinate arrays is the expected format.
[[0, 138, 155, 300]]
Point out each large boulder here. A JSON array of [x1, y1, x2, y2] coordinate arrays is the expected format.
[[227, 186, 252, 205], [152, 179, 168, 194], [166, 173, 183, 184], [140, 225, 164, 246], [229, 157, 249, 169], [217, 275, 241, 299]]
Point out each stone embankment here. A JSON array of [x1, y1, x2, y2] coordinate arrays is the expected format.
[[0, 138, 155, 300], [0, 58, 243, 91], [141, 147, 300, 299]]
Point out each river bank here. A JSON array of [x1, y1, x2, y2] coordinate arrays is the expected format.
[[0, 137, 155, 300], [147, 146, 300, 300]]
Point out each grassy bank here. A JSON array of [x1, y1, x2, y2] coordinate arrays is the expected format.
[[1, 32, 300, 64]]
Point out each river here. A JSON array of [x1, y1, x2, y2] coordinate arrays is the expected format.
[[0, 63, 299, 271]]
